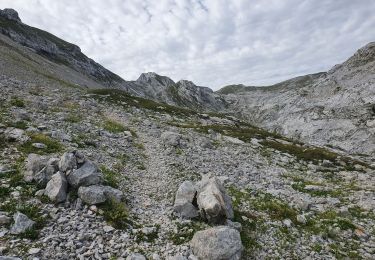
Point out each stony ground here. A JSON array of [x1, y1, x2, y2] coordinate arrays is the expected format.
[[1, 76, 375, 259]]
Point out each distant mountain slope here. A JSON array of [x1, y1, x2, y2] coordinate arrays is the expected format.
[[221, 42, 375, 156], [217, 72, 325, 94], [0, 8, 225, 111]]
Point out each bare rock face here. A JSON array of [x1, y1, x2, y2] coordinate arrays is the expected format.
[[67, 160, 103, 188], [197, 177, 234, 224], [10, 212, 35, 235], [173, 181, 199, 219], [190, 226, 243, 260], [0, 9, 21, 23], [45, 172, 68, 203]]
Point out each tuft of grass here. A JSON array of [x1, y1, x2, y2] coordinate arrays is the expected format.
[[19, 133, 63, 155], [100, 199, 129, 229], [101, 166, 119, 188], [260, 140, 338, 163], [291, 182, 342, 198], [103, 119, 126, 133], [8, 120, 28, 130], [168, 221, 206, 245], [0, 186, 11, 198], [10, 96, 25, 107], [64, 113, 82, 123]]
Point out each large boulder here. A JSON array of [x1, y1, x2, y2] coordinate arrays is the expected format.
[[67, 160, 102, 188], [23, 154, 49, 182], [197, 177, 234, 224], [190, 226, 243, 260], [10, 212, 35, 234], [78, 185, 123, 205], [0, 8, 21, 23], [161, 131, 182, 147], [173, 181, 199, 219], [45, 172, 67, 203]]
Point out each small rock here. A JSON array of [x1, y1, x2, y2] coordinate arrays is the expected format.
[[31, 143, 46, 149], [126, 253, 146, 260], [59, 152, 77, 173], [0, 214, 11, 225], [28, 248, 41, 255], [282, 219, 292, 228], [103, 225, 114, 232], [161, 131, 182, 147], [10, 212, 35, 234], [296, 214, 307, 224]]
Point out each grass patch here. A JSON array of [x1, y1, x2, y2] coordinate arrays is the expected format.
[[10, 96, 25, 107], [291, 182, 342, 198], [100, 199, 130, 229], [168, 221, 207, 245], [19, 133, 63, 154], [8, 120, 28, 130], [90, 89, 197, 117], [103, 119, 126, 133], [101, 166, 119, 188], [64, 113, 82, 123], [0, 186, 11, 198]]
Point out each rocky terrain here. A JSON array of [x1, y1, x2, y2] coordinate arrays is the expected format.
[[219, 43, 375, 158], [1, 8, 375, 260]]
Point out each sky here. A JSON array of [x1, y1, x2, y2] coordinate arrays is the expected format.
[[1, 0, 375, 90]]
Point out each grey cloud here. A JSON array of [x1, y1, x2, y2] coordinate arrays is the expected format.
[[0, 0, 374, 89]]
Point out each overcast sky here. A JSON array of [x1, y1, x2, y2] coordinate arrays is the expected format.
[[1, 0, 375, 89]]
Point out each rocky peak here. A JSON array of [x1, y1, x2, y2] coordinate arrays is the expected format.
[[136, 72, 175, 87], [0, 8, 21, 23]]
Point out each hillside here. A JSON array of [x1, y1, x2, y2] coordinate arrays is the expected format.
[[1, 8, 375, 260]]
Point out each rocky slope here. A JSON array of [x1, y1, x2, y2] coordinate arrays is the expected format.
[[1, 8, 375, 260], [219, 43, 375, 158], [0, 9, 224, 111]]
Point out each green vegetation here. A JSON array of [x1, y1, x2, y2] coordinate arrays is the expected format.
[[101, 166, 120, 188], [19, 133, 63, 155], [10, 96, 25, 107], [0, 186, 11, 198], [103, 119, 127, 133], [168, 221, 207, 245], [0, 200, 46, 240], [8, 120, 28, 130], [135, 225, 160, 243], [90, 89, 197, 117], [100, 199, 129, 229], [64, 113, 82, 123], [72, 133, 97, 148], [291, 181, 342, 197]]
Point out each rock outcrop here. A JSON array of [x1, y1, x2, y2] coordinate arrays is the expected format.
[[10, 212, 35, 235]]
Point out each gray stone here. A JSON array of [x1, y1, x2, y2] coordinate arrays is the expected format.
[[0, 214, 11, 225], [23, 154, 48, 182], [161, 131, 181, 147], [34, 157, 60, 187], [0, 257, 22, 260], [10, 212, 35, 234], [32, 143, 47, 149], [59, 152, 77, 173], [173, 181, 199, 219], [126, 253, 146, 260], [78, 185, 106, 205], [197, 177, 234, 224], [45, 172, 68, 203], [67, 160, 102, 188], [4, 128, 28, 142], [190, 226, 243, 260]]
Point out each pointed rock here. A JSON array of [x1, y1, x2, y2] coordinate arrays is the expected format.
[[10, 212, 35, 234]]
